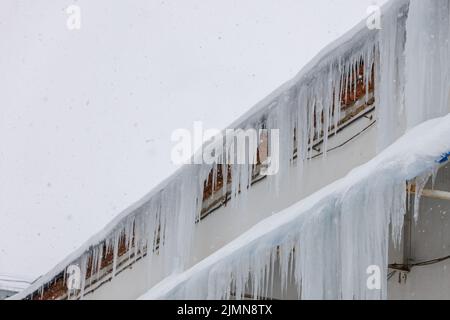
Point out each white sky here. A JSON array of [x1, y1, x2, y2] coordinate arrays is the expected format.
[[0, 0, 387, 280]]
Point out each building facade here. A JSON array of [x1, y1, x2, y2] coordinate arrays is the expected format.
[[12, 0, 450, 300]]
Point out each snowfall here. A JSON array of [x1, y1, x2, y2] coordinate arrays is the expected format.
[[11, 0, 450, 300]]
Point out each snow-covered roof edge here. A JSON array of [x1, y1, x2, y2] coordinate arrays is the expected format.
[[12, 0, 408, 300], [140, 114, 450, 300], [230, 0, 407, 128]]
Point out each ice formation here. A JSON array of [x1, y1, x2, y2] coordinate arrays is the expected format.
[[13, 0, 450, 300], [405, 0, 450, 129], [140, 114, 450, 300], [375, 0, 407, 150]]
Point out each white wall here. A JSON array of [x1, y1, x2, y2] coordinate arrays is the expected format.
[[388, 164, 450, 300]]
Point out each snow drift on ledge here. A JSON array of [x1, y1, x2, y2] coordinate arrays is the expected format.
[[140, 114, 450, 300]]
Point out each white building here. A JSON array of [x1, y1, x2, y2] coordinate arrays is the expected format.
[[11, 0, 450, 300], [0, 275, 32, 300]]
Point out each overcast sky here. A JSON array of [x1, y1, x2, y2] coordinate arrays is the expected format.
[[0, 0, 387, 280]]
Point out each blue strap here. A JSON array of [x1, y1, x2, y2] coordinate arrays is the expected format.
[[437, 151, 450, 164]]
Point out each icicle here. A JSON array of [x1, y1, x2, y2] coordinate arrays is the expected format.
[[390, 180, 407, 248], [405, 0, 450, 129], [413, 171, 432, 222], [79, 254, 88, 299], [430, 165, 439, 189], [296, 85, 308, 163], [375, 0, 406, 151], [97, 244, 103, 279], [90, 247, 97, 285], [112, 230, 120, 278], [124, 217, 131, 260], [133, 214, 141, 261]]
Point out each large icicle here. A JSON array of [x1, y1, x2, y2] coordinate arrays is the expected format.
[[264, 31, 378, 194], [404, 0, 450, 128], [375, 0, 407, 150]]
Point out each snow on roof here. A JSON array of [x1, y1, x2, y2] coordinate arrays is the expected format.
[[139, 114, 450, 300], [12, 0, 418, 300]]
